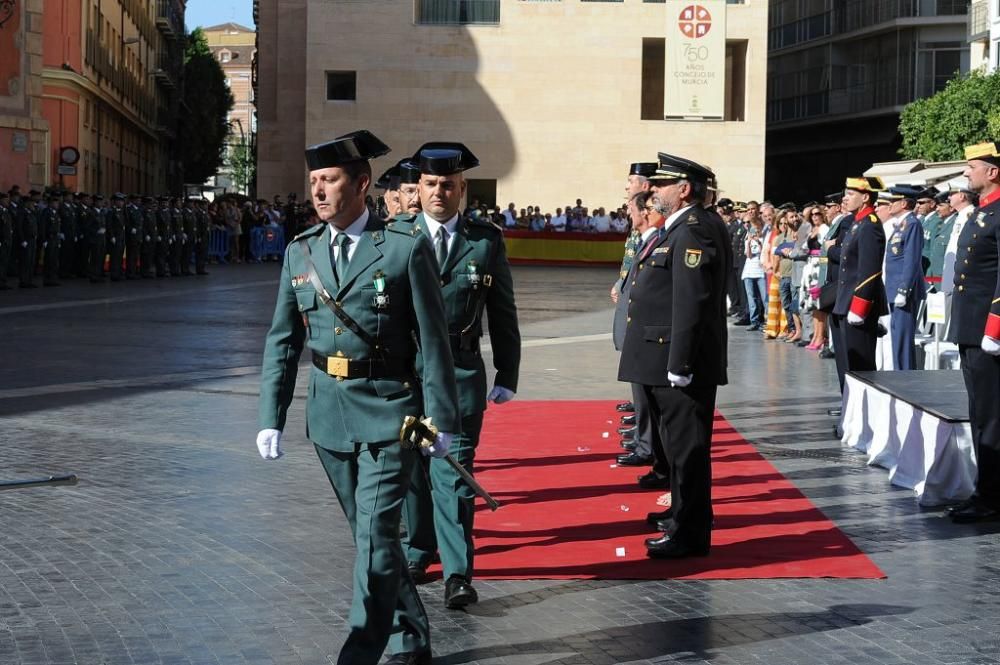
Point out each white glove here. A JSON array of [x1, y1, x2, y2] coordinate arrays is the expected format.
[[145, 235, 151, 242], [422, 431, 452, 458], [255, 428, 283, 460], [110, 238, 116, 245], [42, 242, 47, 249], [20, 241, 26, 248], [847, 312, 864, 326], [982, 336, 1000, 356], [487, 385, 515, 404], [894, 293, 906, 308], [59, 233, 65, 240], [668, 372, 692, 388]]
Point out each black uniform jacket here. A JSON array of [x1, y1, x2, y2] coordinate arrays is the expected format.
[[832, 208, 887, 320], [618, 205, 731, 388], [949, 193, 1000, 345]]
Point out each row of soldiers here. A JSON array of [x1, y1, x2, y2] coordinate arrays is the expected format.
[[0, 187, 213, 289]]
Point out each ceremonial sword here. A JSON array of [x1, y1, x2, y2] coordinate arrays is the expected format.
[[399, 416, 500, 511], [0, 474, 78, 492]]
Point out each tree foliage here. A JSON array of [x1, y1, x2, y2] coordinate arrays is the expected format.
[[179, 28, 234, 185], [899, 70, 1000, 162], [227, 140, 255, 195]]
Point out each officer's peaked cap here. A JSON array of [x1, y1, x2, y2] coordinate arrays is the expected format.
[[305, 130, 391, 171], [650, 152, 714, 185]]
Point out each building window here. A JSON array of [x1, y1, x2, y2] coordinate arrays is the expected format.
[[326, 71, 357, 101], [417, 0, 500, 25], [466, 179, 497, 210], [641, 38, 747, 121]]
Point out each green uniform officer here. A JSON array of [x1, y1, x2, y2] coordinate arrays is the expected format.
[[376, 159, 423, 224], [926, 191, 956, 281], [0, 191, 12, 289], [257, 130, 460, 665], [400, 142, 521, 611]]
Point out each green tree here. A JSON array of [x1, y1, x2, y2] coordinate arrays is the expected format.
[[227, 139, 255, 195], [899, 69, 1000, 162], [179, 28, 234, 184]]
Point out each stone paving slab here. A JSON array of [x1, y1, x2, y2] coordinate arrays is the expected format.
[[1, 264, 999, 664]]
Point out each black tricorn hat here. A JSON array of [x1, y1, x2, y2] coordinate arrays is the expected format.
[[650, 152, 714, 184], [629, 162, 658, 178], [375, 162, 401, 190], [412, 142, 479, 175], [305, 130, 391, 171], [399, 160, 421, 184]]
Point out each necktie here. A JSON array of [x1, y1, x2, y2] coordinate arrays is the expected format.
[[435, 227, 448, 268], [335, 233, 351, 282]]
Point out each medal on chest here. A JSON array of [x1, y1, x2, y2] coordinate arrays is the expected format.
[[467, 260, 481, 289], [372, 270, 390, 309]]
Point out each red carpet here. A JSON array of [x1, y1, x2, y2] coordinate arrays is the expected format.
[[452, 400, 885, 580]]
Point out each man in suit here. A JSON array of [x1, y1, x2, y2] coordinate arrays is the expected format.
[[884, 185, 926, 370], [829, 177, 887, 392], [619, 152, 731, 559], [400, 142, 521, 611], [256, 130, 460, 665], [946, 141, 1000, 524]]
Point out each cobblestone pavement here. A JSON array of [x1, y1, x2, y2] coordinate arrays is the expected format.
[[1, 264, 999, 665]]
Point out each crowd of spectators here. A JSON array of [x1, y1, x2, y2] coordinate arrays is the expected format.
[[455, 198, 631, 233]]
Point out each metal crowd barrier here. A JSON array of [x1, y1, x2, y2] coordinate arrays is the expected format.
[[250, 226, 285, 262], [208, 229, 229, 264]]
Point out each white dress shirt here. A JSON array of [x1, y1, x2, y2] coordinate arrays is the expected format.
[[422, 213, 460, 255], [328, 208, 370, 263], [663, 205, 693, 234]]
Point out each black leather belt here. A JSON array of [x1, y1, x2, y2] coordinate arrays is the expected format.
[[312, 352, 409, 379]]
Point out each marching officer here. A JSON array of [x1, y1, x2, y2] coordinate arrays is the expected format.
[[619, 152, 731, 559], [947, 141, 1000, 524], [86, 194, 108, 282], [169, 197, 184, 276], [107, 193, 127, 281], [0, 190, 12, 289], [16, 190, 40, 288], [140, 196, 157, 278], [884, 185, 926, 370], [399, 143, 521, 612], [256, 130, 459, 665], [39, 191, 61, 287], [377, 160, 423, 223], [829, 177, 887, 391], [125, 194, 144, 279], [74, 193, 92, 278]]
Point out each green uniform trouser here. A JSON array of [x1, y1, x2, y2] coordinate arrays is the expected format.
[[401, 412, 484, 580], [313, 442, 430, 665]]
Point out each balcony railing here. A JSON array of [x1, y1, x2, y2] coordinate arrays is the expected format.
[[417, 0, 500, 25], [970, 0, 989, 38], [156, 0, 183, 39], [770, 0, 969, 51]]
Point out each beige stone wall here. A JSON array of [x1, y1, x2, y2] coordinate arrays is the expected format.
[[258, 0, 766, 208]]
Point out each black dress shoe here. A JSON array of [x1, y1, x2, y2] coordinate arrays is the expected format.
[[819, 348, 835, 359], [795, 339, 810, 347], [618, 426, 636, 437], [616, 402, 635, 412], [950, 502, 1000, 524], [384, 651, 432, 665], [620, 414, 636, 426], [733, 319, 751, 326], [617, 452, 653, 466], [645, 534, 709, 558], [407, 562, 430, 585], [646, 508, 673, 525], [444, 575, 478, 609], [946, 498, 976, 515], [637, 472, 669, 490], [620, 440, 637, 451]]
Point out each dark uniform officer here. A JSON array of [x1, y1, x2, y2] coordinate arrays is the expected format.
[[140, 196, 157, 277], [194, 199, 210, 275], [85, 194, 108, 282], [73, 193, 92, 277], [57, 191, 77, 279], [181, 198, 196, 275], [39, 192, 61, 286], [946, 141, 1000, 524], [107, 193, 127, 281], [722, 198, 749, 324], [884, 185, 926, 370], [257, 130, 459, 665], [124, 194, 144, 278], [619, 153, 731, 559], [830, 177, 887, 392], [400, 143, 521, 611], [156, 196, 172, 277], [169, 197, 184, 276], [0, 191, 12, 289], [16, 190, 40, 288]]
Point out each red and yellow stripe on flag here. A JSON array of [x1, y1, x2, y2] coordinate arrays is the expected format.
[[503, 231, 626, 266]]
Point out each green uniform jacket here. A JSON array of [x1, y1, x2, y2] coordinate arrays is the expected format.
[[927, 212, 956, 279], [258, 215, 461, 449], [411, 213, 521, 417]]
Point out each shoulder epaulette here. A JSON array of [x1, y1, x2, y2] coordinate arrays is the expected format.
[[292, 224, 325, 241], [685, 212, 701, 225], [386, 222, 418, 237], [868, 214, 879, 223]]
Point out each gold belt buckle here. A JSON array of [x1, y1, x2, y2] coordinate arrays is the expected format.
[[327, 356, 350, 378]]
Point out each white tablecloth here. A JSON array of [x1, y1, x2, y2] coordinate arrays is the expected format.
[[841, 374, 976, 506]]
